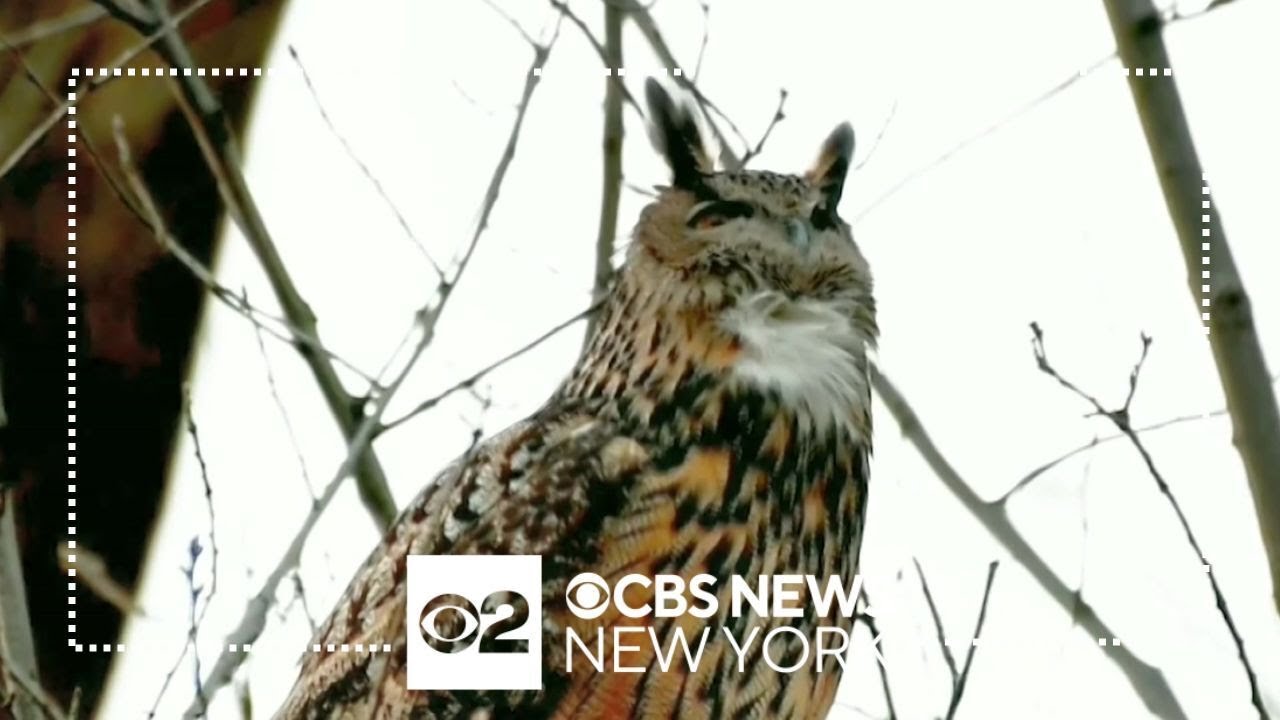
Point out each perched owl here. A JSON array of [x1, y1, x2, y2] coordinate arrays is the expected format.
[[275, 79, 876, 720]]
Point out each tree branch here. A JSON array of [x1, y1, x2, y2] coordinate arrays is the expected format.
[[108, 0, 399, 528], [582, 0, 626, 346], [0, 0, 217, 182], [913, 558, 959, 686], [183, 34, 561, 715], [945, 561, 999, 720], [287, 45, 444, 279], [1102, 0, 1280, 618], [869, 364, 1188, 720], [1031, 324, 1268, 719], [380, 301, 601, 436], [0, 363, 45, 720], [739, 88, 788, 168]]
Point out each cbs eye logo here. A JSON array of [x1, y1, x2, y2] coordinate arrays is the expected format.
[[565, 573, 611, 619], [418, 591, 530, 654], [405, 555, 542, 691]]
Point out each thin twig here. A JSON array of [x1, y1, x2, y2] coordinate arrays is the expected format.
[[0, 31, 141, 221], [0, 5, 108, 49], [117, 0, 398, 528], [855, 601, 897, 720], [739, 88, 787, 167], [184, 34, 561, 715], [183, 392, 219, 625], [852, 53, 1113, 225], [547, 0, 643, 115], [108, 115, 378, 386], [582, 0, 626, 346], [0, 0, 217, 181], [610, 0, 751, 168], [691, 0, 710, 82], [56, 543, 136, 617], [247, 290, 318, 501], [912, 558, 958, 686], [380, 301, 599, 435], [869, 364, 1188, 720], [1029, 324, 1268, 718], [0, 660, 68, 720], [998, 372, 1280, 503], [291, 571, 319, 635], [945, 561, 999, 720], [852, 99, 898, 173], [479, 0, 539, 47], [287, 45, 444, 279]]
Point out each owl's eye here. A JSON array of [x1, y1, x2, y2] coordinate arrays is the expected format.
[[686, 200, 755, 229]]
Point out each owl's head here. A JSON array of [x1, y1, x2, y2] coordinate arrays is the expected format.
[[627, 80, 873, 336]]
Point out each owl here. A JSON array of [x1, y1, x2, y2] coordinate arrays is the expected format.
[[274, 79, 876, 720]]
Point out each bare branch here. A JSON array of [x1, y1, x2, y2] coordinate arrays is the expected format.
[[181, 539, 208, 716], [691, 0, 710, 83], [999, 372, 1280, 502], [112, 0, 398, 529], [184, 393, 219, 615], [0, 31, 140, 219], [287, 46, 444, 279], [479, 0, 540, 47], [0, 653, 68, 720], [0, 0, 217, 181], [869, 363, 1188, 720], [739, 89, 787, 168], [621, 0, 751, 168], [0, 5, 107, 49], [547, 0, 643, 115], [912, 558, 958, 686], [247, 291, 318, 501], [55, 543, 136, 618], [1030, 324, 1268, 718], [381, 301, 601, 435], [108, 114, 379, 387], [184, 34, 561, 715], [852, 53, 1113, 226], [852, 99, 898, 173], [1104, 0, 1280, 617], [1, 484, 44, 720], [581, 0, 626, 345], [945, 561, 999, 720], [854, 600, 897, 720]]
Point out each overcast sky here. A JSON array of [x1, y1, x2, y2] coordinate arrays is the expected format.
[[98, 0, 1280, 717]]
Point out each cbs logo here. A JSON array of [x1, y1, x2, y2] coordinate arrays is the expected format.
[[418, 591, 530, 654], [564, 572, 718, 619], [565, 573, 611, 619], [405, 555, 542, 691]]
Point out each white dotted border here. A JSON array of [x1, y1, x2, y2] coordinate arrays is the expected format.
[[1201, 173, 1212, 332], [62, 64, 1193, 657], [64, 67, 269, 655]]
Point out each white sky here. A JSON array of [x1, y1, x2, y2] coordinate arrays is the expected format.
[[97, 0, 1280, 717]]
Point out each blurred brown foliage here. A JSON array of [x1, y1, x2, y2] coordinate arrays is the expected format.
[[0, 0, 287, 712]]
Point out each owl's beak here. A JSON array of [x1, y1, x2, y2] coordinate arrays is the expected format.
[[785, 218, 810, 250]]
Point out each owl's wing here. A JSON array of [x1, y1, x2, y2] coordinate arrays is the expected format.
[[273, 401, 644, 719]]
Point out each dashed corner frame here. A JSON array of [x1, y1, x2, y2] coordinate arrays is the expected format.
[[63, 62, 1206, 658], [63, 65, 268, 656]]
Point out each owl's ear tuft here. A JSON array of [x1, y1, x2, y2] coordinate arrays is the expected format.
[[645, 78, 713, 191], [806, 122, 856, 212]]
